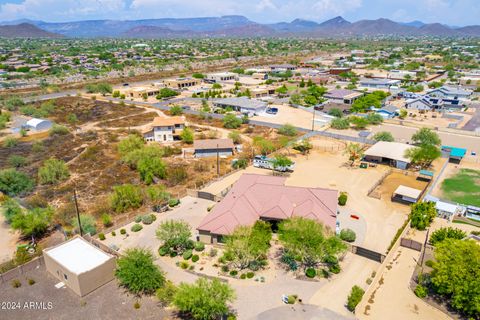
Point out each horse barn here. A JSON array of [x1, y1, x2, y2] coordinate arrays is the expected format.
[[43, 237, 116, 297], [363, 141, 415, 170]]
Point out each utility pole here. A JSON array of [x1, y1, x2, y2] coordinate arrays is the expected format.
[[73, 189, 83, 237], [216, 144, 220, 177]]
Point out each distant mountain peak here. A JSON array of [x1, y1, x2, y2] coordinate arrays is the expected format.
[[319, 16, 351, 28], [0, 22, 62, 38]]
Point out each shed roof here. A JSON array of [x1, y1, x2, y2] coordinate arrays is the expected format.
[[393, 185, 422, 199], [44, 237, 112, 275], [194, 138, 234, 150], [364, 141, 415, 164]]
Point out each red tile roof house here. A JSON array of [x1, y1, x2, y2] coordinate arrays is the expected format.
[[197, 174, 338, 244]]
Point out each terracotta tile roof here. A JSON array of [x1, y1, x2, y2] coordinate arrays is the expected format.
[[197, 174, 338, 235], [194, 138, 234, 150]]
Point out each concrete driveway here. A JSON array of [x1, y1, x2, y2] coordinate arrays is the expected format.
[[256, 304, 354, 320], [102, 196, 215, 253]]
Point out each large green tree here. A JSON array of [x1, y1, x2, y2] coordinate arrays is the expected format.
[[156, 220, 192, 253], [116, 248, 165, 295], [430, 239, 480, 317], [222, 114, 242, 129], [0, 168, 34, 196], [110, 184, 143, 213], [11, 207, 53, 238], [278, 217, 346, 268], [173, 278, 235, 320], [409, 202, 436, 230], [224, 220, 272, 270], [411, 128, 441, 147], [117, 134, 144, 157]]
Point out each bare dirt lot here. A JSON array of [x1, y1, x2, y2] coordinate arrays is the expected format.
[[370, 172, 429, 200]]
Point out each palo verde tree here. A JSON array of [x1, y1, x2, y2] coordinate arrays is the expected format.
[[173, 278, 235, 320], [156, 219, 192, 254], [11, 207, 54, 238], [278, 217, 346, 269], [38, 158, 70, 185], [116, 248, 165, 295], [223, 220, 272, 270]]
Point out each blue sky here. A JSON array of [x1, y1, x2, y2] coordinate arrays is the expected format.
[[0, 0, 478, 26]]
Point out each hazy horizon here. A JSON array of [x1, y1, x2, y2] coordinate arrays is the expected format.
[[0, 0, 478, 27]]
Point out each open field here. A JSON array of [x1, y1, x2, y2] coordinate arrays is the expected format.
[[441, 168, 480, 207]]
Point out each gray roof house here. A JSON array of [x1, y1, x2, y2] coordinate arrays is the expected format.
[[359, 78, 401, 89], [213, 97, 267, 115], [427, 86, 472, 100]]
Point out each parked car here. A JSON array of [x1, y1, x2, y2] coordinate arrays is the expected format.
[[253, 155, 295, 172]]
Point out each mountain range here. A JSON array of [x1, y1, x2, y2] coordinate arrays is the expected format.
[[1, 15, 479, 38]]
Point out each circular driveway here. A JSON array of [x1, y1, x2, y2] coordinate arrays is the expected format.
[[255, 304, 355, 320]]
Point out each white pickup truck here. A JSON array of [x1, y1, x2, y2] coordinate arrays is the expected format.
[[253, 155, 295, 172]]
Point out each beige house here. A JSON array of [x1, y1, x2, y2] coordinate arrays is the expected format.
[[123, 86, 160, 99], [143, 116, 185, 142], [43, 237, 116, 297], [164, 77, 201, 90]]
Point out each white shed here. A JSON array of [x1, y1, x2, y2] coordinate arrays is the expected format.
[[25, 118, 53, 131]]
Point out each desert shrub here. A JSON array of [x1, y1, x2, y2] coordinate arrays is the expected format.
[[38, 158, 70, 185], [340, 229, 356, 242], [429, 227, 466, 245], [209, 248, 218, 257], [246, 272, 254, 279], [221, 265, 229, 273], [116, 248, 164, 295], [229, 270, 238, 276], [278, 124, 297, 136], [168, 198, 180, 207], [142, 214, 154, 225], [240, 273, 247, 279], [330, 118, 350, 130], [158, 246, 170, 256], [71, 214, 97, 235], [131, 224, 143, 232], [223, 114, 242, 129], [27, 278, 35, 285], [183, 250, 193, 260], [338, 192, 348, 206], [194, 242, 205, 252], [305, 268, 316, 278], [156, 280, 177, 307], [415, 284, 428, 298], [8, 155, 27, 168], [110, 184, 143, 213], [98, 233, 106, 241], [4, 136, 18, 148], [329, 263, 341, 274], [120, 228, 126, 235], [232, 158, 248, 169], [425, 260, 434, 268], [49, 124, 69, 136], [180, 261, 189, 269], [0, 169, 34, 197], [11, 279, 21, 288], [346, 285, 365, 312], [135, 215, 142, 223], [111, 231, 116, 236], [287, 295, 296, 304], [167, 165, 188, 185], [101, 213, 112, 227], [191, 255, 199, 263]]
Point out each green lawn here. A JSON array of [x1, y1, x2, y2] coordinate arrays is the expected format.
[[441, 168, 480, 207]]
